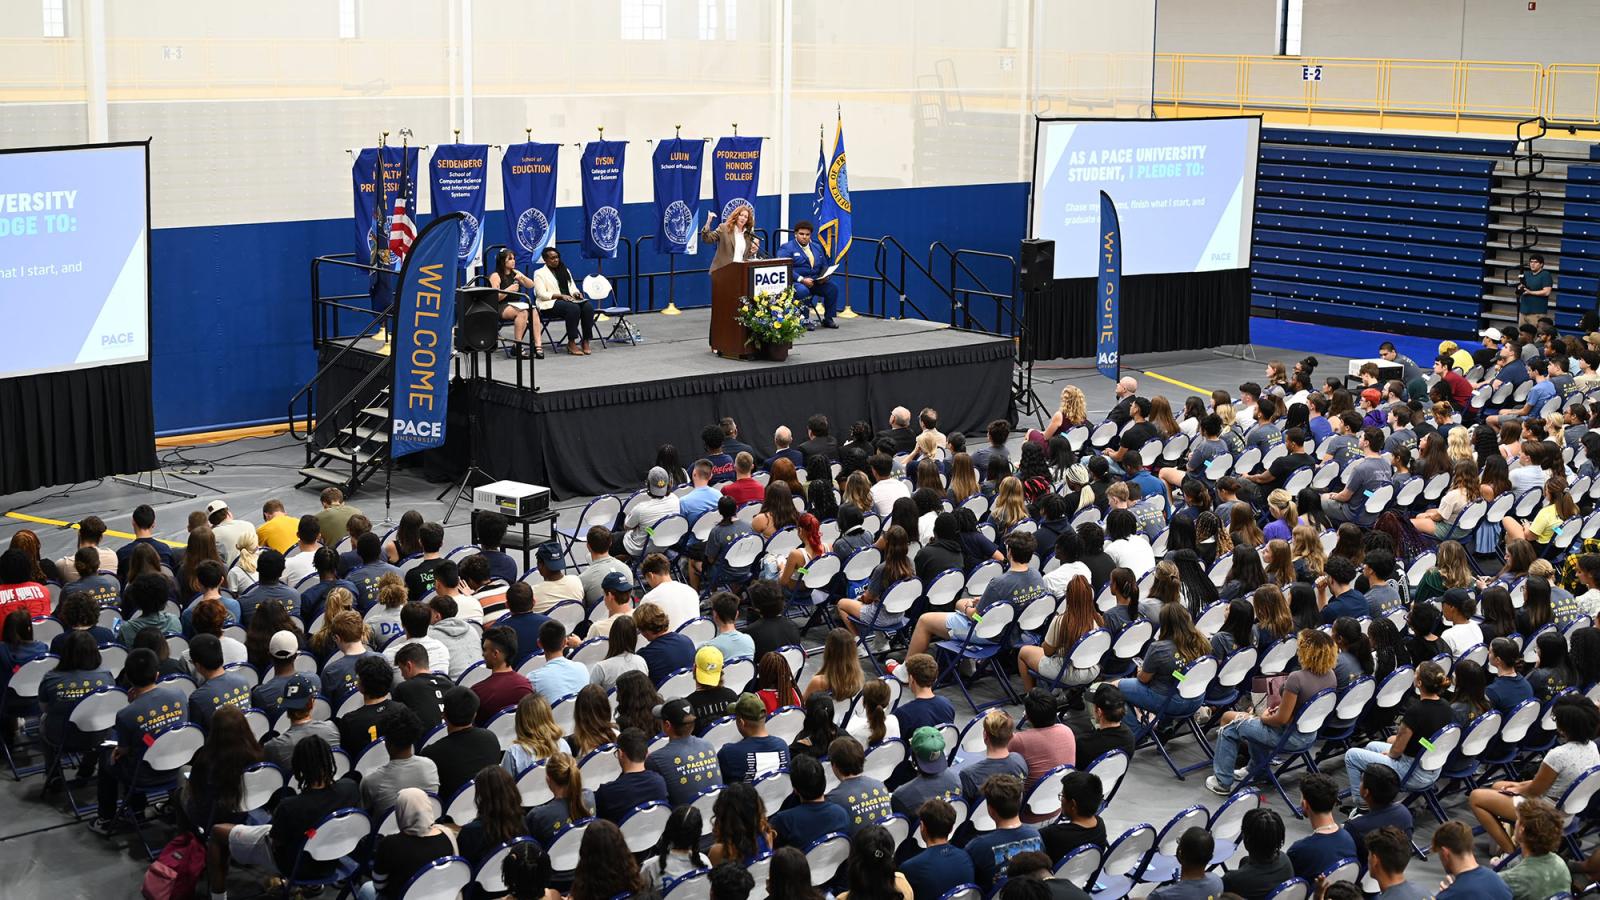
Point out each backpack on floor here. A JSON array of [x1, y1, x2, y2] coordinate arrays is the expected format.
[[141, 831, 206, 900]]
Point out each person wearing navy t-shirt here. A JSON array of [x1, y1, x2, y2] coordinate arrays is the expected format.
[[1485, 638, 1534, 716], [698, 425, 738, 485], [471, 512, 523, 585], [595, 728, 669, 823], [300, 547, 357, 626], [636, 602, 696, 685], [902, 797, 975, 900], [347, 532, 402, 610], [498, 582, 550, 668], [1432, 820, 1511, 899], [1285, 774, 1357, 882], [964, 774, 1043, 890], [89, 647, 188, 835], [1343, 766, 1413, 866], [769, 755, 850, 850], [893, 654, 956, 736], [1317, 557, 1369, 626]]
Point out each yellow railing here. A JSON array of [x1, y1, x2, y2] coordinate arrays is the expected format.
[[1157, 53, 1600, 131]]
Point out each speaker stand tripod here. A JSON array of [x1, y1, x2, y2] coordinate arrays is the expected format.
[[1011, 286, 1049, 429], [438, 402, 494, 525]]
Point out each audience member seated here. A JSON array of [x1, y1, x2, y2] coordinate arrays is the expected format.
[[964, 774, 1043, 890], [1286, 773, 1357, 881], [595, 727, 669, 822], [1221, 808, 1294, 900], [719, 693, 791, 783], [1431, 820, 1511, 899], [901, 797, 974, 900]]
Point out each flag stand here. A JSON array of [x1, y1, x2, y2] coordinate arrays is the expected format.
[[661, 254, 682, 314]]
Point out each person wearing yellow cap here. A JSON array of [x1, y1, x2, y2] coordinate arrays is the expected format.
[[1438, 340, 1472, 375], [685, 645, 738, 736]]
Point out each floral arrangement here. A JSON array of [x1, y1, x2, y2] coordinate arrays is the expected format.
[[735, 286, 807, 346]]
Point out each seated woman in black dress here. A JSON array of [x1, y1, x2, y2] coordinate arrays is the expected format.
[[488, 248, 544, 359]]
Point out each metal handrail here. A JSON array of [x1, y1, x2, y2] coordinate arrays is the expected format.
[[929, 242, 1018, 335], [291, 253, 395, 442], [870, 234, 941, 322]]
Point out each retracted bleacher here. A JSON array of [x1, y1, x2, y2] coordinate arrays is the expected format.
[[1251, 128, 1516, 335], [1561, 164, 1600, 329]]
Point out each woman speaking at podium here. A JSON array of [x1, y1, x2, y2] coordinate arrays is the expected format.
[[702, 205, 760, 271]]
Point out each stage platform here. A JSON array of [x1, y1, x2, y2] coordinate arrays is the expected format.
[[321, 309, 1016, 498]]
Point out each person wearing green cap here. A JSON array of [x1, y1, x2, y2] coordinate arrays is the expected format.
[[891, 726, 961, 826], [716, 692, 791, 783]]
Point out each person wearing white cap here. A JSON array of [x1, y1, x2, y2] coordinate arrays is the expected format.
[[252, 631, 322, 711], [206, 500, 255, 566], [621, 466, 681, 560]]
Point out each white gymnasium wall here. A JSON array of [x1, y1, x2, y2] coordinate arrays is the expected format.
[[0, 0, 1156, 229]]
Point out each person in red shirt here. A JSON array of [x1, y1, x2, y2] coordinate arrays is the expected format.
[[1434, 354, 1474, 409], [470, 625, 532, 726], [0, 550, 50, 620], [719, 452, 765, 506]]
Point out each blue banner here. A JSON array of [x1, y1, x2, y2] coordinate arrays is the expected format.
[[653, 138, 704, 255], [712, 136, 761, 224], [429, 143, 489, 273], [501, 142, 560, 271], [352, 145, 419, 268], [391, 213, 465, 458], [816, 115, 853, 266], [580, 140, 627, 260], [1097, 191, 1122, 383]]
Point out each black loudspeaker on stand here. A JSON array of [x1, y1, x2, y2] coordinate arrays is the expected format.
[[456, 286, 501, 352], [1020, 238, 1055, 292], [1012, 238, 1054, 428]]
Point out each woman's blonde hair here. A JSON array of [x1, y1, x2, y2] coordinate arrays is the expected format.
[[1059, 385, 1087, 423], [545, 753, 591, 821], [1266, 489, 1297, 530], [1434, 540, 1474, 590], [235, 529, 260, 574], [1296, 628, 1337, 676], [1216, 403, 1237, 430], [843, 471, 873, 513], [1446, 427, 1475, 464], [947, 453, 980, 504], [1290, 524, 1325, 576], [311, 587, 362, 653], [376, 576, 408, 611], [1263, 540, 1295, 586], [514, 693, 564, 759], [915, 430, 943, 457], [1545, 413, 1567, 449], [992, 476, 1028, 527]]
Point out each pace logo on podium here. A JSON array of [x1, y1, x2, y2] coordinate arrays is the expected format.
[[751, 263, 791, 298]]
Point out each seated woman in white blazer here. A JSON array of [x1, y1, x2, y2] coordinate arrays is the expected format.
[[532, 245, 597, 356]]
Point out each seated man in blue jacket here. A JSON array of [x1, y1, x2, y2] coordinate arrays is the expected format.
[[778, 220, 840, 329]]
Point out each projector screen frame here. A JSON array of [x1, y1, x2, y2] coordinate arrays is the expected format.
[[0, 139, 154, 379], [1027, 113, 1262, 279]]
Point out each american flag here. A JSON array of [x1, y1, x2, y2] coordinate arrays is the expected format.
[[387, 196, 415, 260]]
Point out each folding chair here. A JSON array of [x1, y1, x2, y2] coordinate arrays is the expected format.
[[931, 602, 1018, 713], [1129, 655, 1218, 779]]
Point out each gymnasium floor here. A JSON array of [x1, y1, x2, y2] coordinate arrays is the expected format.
[[0, 340, 1467, 899]]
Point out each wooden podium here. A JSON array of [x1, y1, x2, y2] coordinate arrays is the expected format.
[[710, 258, 794, 359]]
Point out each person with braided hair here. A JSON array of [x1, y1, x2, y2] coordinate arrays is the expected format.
[[205, 735, 360, 899]]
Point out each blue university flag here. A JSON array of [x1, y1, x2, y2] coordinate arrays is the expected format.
[[711, 135, 761, 223], [816, 115, 852, 267], [429, 143, 489, 273], [353, 145, 419, 266], [580, 140, 627, 260], [390, 213, 465, 458], [1097, 191, 1122, 382], [652, 138, 703, 255], [501, 142, 560, 271]]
